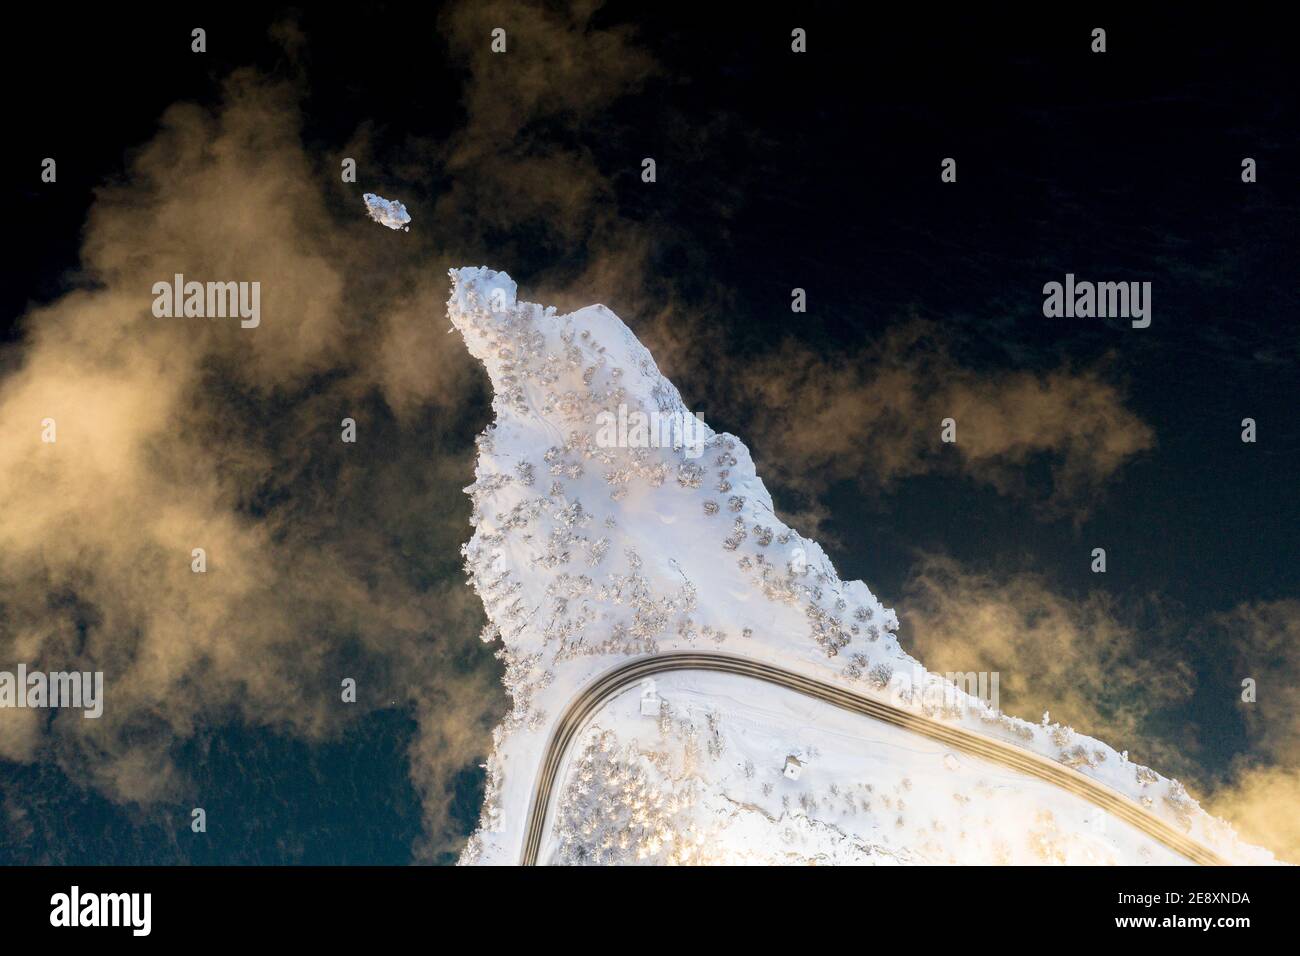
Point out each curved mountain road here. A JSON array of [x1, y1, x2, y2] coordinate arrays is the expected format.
[[520, 651, 1226, 866]]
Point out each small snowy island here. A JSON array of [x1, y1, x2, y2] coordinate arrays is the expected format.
[[448, 266, 1274, 866], [362, 192, 411, 231]]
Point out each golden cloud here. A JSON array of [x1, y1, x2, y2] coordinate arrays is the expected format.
[[1, 0, 673, 860], [724, 323, 1156, 522], [901, 553, 1195, 773]]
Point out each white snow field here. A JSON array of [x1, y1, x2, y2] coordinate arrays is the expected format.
[[542, 670, 1190, 865], [446, 266, 1274, 866]]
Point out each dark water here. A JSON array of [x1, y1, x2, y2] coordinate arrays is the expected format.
[[0, 710, 485, 865]]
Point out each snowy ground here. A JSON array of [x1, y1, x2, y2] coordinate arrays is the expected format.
[[446, 265, 1275, 866], [541, 671, 1188, 865]]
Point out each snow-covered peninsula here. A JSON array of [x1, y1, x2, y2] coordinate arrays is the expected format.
[[448, 266, 1274, 866]]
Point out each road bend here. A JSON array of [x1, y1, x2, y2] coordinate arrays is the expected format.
[[520, 651, 1226, 866]]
